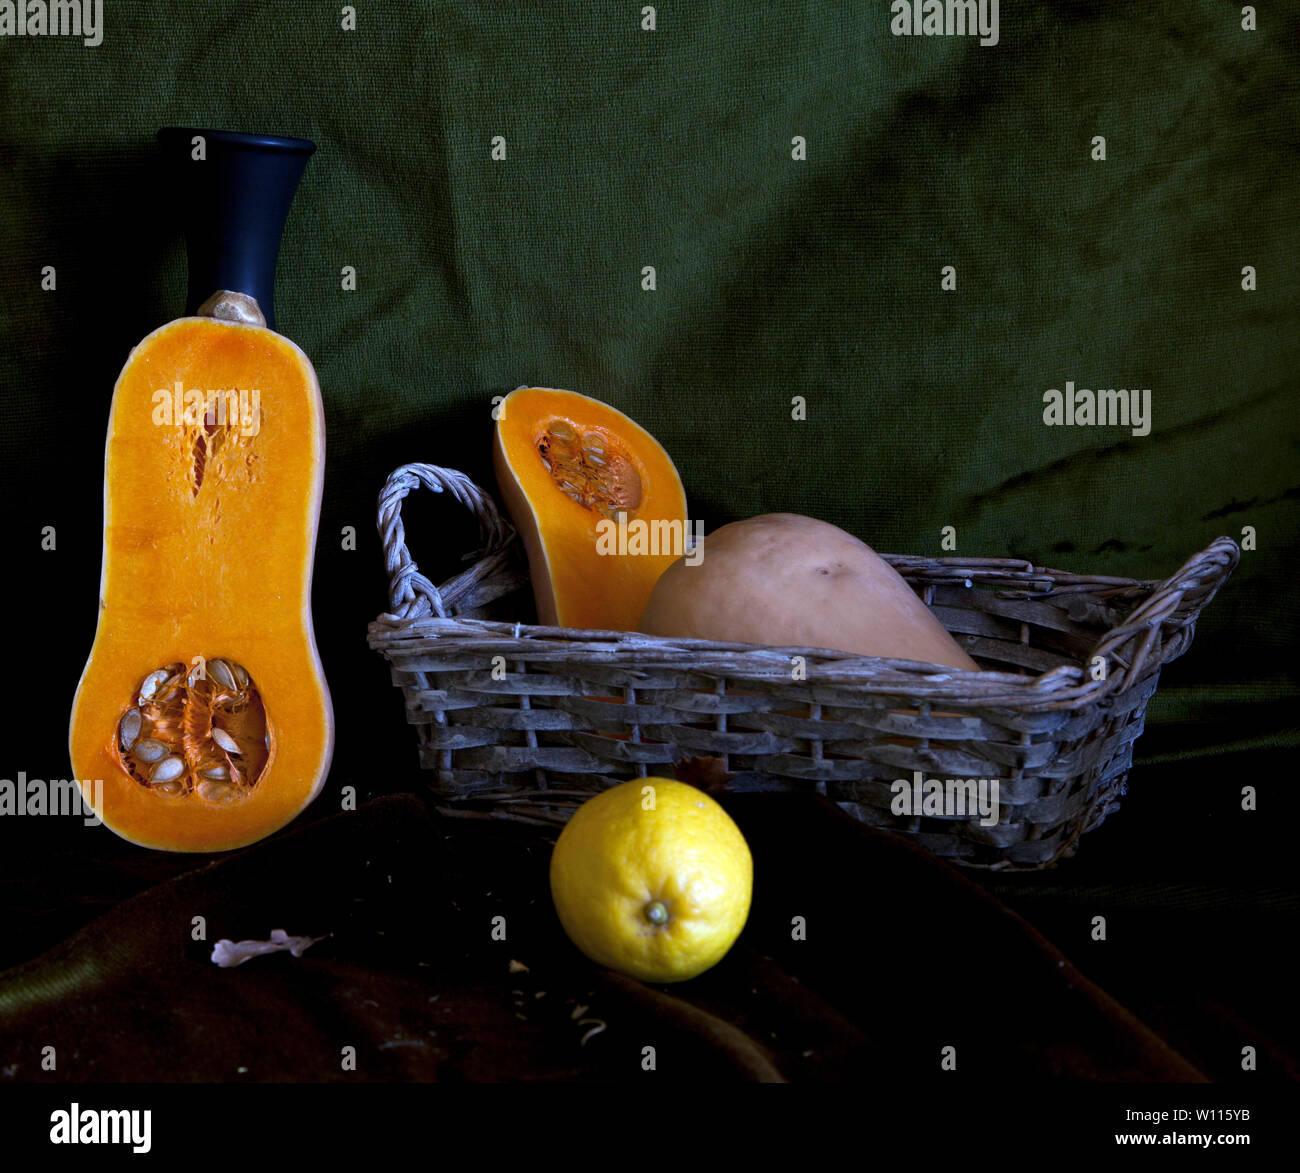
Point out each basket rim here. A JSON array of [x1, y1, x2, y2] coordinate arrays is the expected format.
[[371, 461, 1240, 714], [370, 539, 1238, 689], [368, 611, 1115, 712]]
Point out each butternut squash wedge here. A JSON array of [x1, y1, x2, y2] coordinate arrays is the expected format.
[[493, 387, 688, 630], [69, 291, 333, 852]]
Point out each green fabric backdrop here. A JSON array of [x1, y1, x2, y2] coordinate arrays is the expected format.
[[1, 1, 1296, 843]]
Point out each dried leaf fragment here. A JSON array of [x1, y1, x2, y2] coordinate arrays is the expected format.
[[210, 928, 328, 968]]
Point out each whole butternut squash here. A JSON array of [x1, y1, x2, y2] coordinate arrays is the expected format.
[[639, 513, 978, 669]]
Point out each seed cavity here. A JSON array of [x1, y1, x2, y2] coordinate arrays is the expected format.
[[537, 419, 643, 518], [115, 658, 270, 801]]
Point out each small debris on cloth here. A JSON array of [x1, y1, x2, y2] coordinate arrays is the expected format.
[[210, 929, 328, 968], [508, 958, 530, 973]]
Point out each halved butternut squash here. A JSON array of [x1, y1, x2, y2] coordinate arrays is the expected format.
[[69, 291, 333, 852], [493, 387, 688, 630]]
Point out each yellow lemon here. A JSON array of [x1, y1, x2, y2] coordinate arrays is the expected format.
[[549, 778, 753, 983]]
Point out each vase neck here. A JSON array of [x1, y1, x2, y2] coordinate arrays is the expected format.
[[157, 128, 315, 333]]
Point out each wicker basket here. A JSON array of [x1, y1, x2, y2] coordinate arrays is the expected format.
[[367, 463, 1240, 870]]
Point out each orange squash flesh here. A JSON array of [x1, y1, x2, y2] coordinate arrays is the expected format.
[[69, 301, 333, 852], [493, 388, 688, 631]]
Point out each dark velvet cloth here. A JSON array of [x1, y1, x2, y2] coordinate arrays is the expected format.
[[3, 788, 1270, 1083]]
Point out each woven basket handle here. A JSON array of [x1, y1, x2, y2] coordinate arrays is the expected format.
[[1088, 535, 1240, 688], [377, 463, 516, 620]]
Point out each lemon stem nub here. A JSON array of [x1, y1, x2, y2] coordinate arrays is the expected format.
[[644, 900, 669, 926]]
